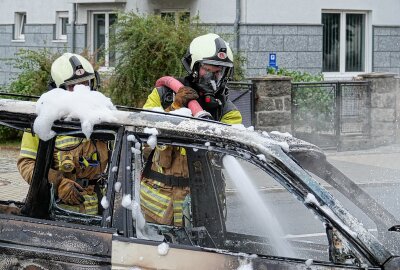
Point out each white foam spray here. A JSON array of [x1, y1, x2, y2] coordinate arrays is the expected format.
[[222, 155, 295, 257]]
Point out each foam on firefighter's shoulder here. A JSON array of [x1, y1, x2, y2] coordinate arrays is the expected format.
[[34, 85, 117, 140]]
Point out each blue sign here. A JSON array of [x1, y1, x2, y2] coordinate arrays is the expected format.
[[269, 53, 277, 67]]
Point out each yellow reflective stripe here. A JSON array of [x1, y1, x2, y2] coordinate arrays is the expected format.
[[174, 212, 183, 218], [174, 212, 183, 223], [140, 194, 166, 218], [55, 137, 84, 148], [173, 200, 184, 211], [140, 182, 170, 204], [83, 194, 98, 215], [140, 187, 169, 207], [19, 149, 37, 159]]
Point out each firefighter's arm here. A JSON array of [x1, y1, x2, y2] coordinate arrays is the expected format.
[[17, 156, 64, 189], [17, 157, 35, 184], [143, 88, 163, 110], [221, 110, 243, 125]]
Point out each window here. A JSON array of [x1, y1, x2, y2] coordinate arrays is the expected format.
[[160, 10, 190, 25], [92, 12, 117, 67], [14, 12, 26, 40], [322, 11, 369, 74], [55, 11, 69, 40]]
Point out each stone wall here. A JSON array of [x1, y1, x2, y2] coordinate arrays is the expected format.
[[251, 75, 292, 132], [252, 73, 400, 150], [360, 73, 398, 147], [373, 26, 400, 74]]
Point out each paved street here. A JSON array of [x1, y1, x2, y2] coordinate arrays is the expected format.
[[0, 147, 28, 201]]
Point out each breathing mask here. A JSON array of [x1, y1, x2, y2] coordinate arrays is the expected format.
[[196, 63, 231, 110]]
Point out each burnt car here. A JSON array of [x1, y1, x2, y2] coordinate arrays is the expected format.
[[0, 96, 400, 269]]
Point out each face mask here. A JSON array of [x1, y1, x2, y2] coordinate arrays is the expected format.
[[197, 72, 222, 110], [198, 72, 216, 94]]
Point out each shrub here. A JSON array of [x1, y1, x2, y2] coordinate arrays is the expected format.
[[7, 48, 61, 97]]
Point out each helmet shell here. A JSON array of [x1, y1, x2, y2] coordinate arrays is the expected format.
[[51, 53, 95, 88], [184, 33, 234, 74]]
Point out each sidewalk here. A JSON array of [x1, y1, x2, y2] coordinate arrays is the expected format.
[[0, 147, 29, 201], [325, 144, 400, 187]]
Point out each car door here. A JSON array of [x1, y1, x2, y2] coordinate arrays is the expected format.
[[109, 132, 383, 270], [0, 124, 121, 268]]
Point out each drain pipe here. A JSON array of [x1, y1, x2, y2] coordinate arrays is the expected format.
[[234, 0, 241, 52], [72, 2, 77, 52]]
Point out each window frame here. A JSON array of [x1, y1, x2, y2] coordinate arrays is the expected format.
[[13, 12, 26, 41], [158, 9, 190, 25], [322, 10, 372, 80], [55, 11, 69, 41], [90, 11, 117, 69]]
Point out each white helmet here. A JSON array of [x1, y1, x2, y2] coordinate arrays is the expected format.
[[50, 53, 98, 90], [182, 33, 234, 89]]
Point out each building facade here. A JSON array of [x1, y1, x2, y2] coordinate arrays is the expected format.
[[0, 0, 399, 86]]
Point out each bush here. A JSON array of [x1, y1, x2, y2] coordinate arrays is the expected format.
[[7, 49, 61, 96], [267, 67, 323, 82]]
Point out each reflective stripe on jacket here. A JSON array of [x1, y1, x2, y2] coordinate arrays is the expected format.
[[140, 178, 189, 226]]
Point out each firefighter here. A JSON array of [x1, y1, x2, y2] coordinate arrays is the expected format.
[[141, 33, 242, 226], [17, 53, 108, 215]]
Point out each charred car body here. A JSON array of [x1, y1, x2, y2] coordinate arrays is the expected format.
[[0, 97, 399, 269]]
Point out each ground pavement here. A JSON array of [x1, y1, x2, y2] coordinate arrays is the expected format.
[[0, 147, 28, 201]]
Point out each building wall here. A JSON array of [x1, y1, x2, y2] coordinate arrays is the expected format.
[[0, 23, 86, 87], [194, 0, 400, 25], [0, 1, 70, 24], [373, 26, 400, 75], [212, 24, 323, 78], [0, 0, 399, 87]]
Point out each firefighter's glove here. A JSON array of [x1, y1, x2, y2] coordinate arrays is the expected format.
[[48, 168, 63, 191], [169, 86, 199, 111], [58, 178, 84, 205]]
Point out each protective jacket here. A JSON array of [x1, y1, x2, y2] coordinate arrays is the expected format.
[[17, 132, 109, 215], [141, 77, 242, 226]]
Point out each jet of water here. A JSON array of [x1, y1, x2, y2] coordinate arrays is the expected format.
[[222, 155, 296, 257]]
